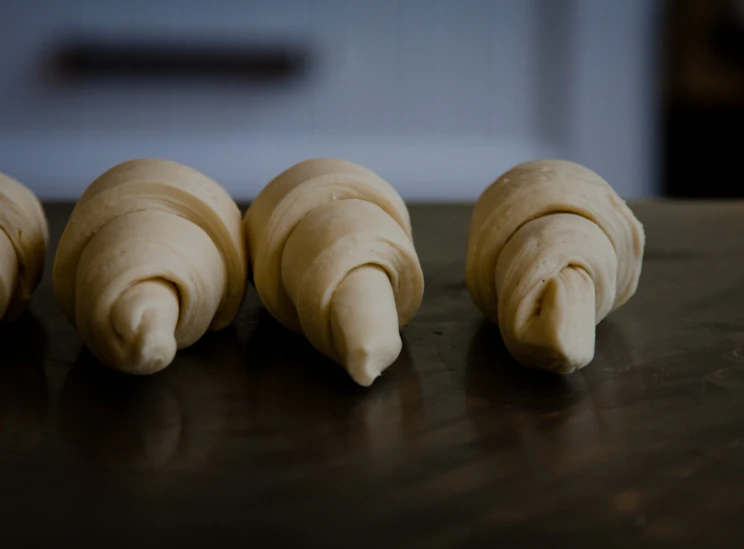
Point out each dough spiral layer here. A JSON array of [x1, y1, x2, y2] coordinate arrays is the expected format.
[[466, 159, 645, 373], [0, 172, 48, 323], [53, 159, 247, 374], [244, 158, 424, 386]]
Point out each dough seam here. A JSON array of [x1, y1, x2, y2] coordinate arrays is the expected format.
[[66, 206, 233, 326], [109, 276, 183, 342], [518, 262, 592, 337], [0, 225, 23, 295], [500, 209, 615, 262]]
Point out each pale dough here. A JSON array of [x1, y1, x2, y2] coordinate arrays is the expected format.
[[466, 159, 645, 373], [244, 158, 424, 386], [0, 172, 48, 322], [53, 159, 247, 374]]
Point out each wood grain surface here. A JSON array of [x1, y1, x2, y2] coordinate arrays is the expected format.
[[1, 202, 744, 548]]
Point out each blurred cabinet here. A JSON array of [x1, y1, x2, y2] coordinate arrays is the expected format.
[[664, 0, 744, 197], [0, 0, 660, 200]]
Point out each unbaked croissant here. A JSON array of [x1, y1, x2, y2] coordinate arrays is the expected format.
[[244, 158, 424, 386], [0, 172, 48, 323], [466, 159, 644, 373], [53, 159, 247, 375]]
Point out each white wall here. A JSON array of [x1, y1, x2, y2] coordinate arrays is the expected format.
[[0, 0, 660, 200]]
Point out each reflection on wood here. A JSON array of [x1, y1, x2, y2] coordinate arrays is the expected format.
[[0, 202, 743, 547]]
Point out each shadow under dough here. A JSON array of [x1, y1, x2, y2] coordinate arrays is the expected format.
[[0, 312, 50, 453], [58, 328, 246, 470], [242, 310, 423, 466]]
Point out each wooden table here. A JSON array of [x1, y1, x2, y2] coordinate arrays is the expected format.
[[2, 202, 744, 548]]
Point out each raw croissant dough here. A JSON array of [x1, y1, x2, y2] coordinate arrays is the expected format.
[[0, 172, 48, 323], [244, 158, 424, 386], [466, 159, 644, 373], [53, 159, 247, 374]]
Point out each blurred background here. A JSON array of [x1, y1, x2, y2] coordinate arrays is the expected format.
[[0, 0, 740, 201]]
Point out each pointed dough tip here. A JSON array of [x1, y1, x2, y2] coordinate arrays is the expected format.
[[129, 321, 178, 375], [344, 344, 396, 387], [110, 280, 180, 374]]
